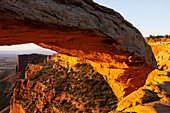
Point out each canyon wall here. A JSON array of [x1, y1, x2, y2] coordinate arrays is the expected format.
[[0, 0, 166, 112], [8, 37, 170, 113], [16, 54, 51, 78], [0, 54, 51, 112]]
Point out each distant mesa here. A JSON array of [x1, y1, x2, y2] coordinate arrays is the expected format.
[[0, 54, 52, 111], [16, 54, 51, 79]]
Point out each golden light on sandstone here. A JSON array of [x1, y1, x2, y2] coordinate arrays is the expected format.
[[0, 0, 169, 113]]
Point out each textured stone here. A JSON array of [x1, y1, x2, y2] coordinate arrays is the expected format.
[[116, 69, 170, 112], [0, 0, 156, 65], [10, 59, 118, 113], [146, 41, 170, 71], [9, 103, 25, 113], [17, 54, 51, 78], [25, 64, 43, 79], [51, 54, 155, 100], [0, 0, 157, 100]]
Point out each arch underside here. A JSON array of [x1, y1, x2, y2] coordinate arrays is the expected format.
[[0, 18, 155, 99]]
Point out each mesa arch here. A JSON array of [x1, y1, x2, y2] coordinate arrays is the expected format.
[[0, 0, 157, 100]]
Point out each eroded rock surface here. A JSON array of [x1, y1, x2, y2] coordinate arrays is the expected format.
[[0, 0, 157, 100], [25, 64, 43, 79], [115, 69, 170, 113], [10, 58, 118, 113], [17, 54, 51, 78], [0, 54, 50, 111], [145, 39, 170, 71]]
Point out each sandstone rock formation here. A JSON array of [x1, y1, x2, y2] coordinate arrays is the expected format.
[[115, 69, 170, 113], [145, 38, 170, 71], [25, 64, 43, 79], [9, 53, 170, 113], [111, 38, 170, 112], [7, 36, 170, 113], [0, 54, 50, 111], [10, 53, 170, 113], [0, 0, 157, 100], [16, 54, 51, 78]]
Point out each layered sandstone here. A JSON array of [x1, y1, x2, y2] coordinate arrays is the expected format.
[[0, 0, 157, 100], [25, 64, 43, 79], [51, 54, 154, 100]]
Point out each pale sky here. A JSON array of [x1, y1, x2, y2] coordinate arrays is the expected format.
[[0, 43, 41, 51], [94, 0, 170, 37], [0, 43, 57, 55]]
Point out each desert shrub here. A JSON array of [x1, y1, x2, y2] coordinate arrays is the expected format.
[[61, 99, 67, 105], [26, 61, 118, 112]]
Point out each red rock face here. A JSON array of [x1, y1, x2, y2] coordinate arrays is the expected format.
[[16, 53, 51, 78], [0, 0, 157, 100], [0, 18, 121, 57]]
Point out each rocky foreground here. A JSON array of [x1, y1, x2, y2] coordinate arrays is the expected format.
[[8, 53, 170, 113], [10, 55, 118, 113]]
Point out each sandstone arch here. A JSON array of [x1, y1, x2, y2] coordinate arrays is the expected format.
[[0, 0, 157, 100]]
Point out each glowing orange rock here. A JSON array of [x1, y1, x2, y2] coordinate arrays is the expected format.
[[51, 54, 154, 100], [116, 69, 170, 112], [0, 0, 157, 101]]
